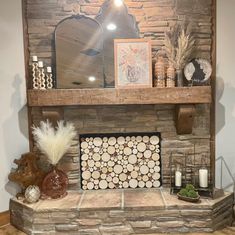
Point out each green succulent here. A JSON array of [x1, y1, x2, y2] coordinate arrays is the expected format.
[[185, 184, 195, 191], [179, 188, 188, 197], [187, 190, 198, 198]]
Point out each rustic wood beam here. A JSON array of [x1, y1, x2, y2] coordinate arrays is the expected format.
[[27, 87, 212, 107]]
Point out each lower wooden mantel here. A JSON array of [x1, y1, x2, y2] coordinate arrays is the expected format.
[[27, 86, 212, 107]]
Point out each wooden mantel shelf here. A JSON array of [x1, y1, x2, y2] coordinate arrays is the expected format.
[[27, 86, 211, 107]]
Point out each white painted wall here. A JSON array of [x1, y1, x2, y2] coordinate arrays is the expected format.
[[216, 0, 235, 192], [0, 0, 29, 212]]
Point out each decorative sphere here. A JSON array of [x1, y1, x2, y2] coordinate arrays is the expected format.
[[24, 185, 40, 203]]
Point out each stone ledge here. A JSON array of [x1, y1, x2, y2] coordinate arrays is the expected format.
[[10, 189, 234, 234]]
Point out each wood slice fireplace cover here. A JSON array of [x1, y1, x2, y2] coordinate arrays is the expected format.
[[80, 132, 161, 190]]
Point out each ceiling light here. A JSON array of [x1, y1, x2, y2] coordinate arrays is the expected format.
[[107, 23, 117, 31], [114, 0, 123, 7], [88, 76, 96, 82]]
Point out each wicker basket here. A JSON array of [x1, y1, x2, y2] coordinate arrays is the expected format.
[[177, 193, 200, 203]]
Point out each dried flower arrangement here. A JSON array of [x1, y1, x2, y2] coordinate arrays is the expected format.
[[32, 120, 77, 165], [164, 24, 195, 71]]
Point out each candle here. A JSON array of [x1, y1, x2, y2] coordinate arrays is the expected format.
[[32, 55, 38, 62], [175, 170, 182, 187], [199, 168, 208, 188], [38, 61, 43, 68]]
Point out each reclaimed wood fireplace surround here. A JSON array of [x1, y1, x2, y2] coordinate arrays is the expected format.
[[10, 0, 235, 234]]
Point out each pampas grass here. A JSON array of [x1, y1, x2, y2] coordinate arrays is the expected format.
[[32, 120, 77, 165], [164, 24, 195, 70]]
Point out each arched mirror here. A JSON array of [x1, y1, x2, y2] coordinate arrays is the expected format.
[[55, 0, 139, 88], [55, 16, 104, 88]]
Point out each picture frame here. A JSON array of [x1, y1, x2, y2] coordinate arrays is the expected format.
[[114, 38, 152, 88]]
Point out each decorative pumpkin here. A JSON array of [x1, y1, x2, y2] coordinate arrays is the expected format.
[[24, 185, 41, 203]]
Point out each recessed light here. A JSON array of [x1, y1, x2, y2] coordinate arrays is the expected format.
[[107, 23, 117, 31], [114, 0, 123, 7], [88, 76, 96, 82]]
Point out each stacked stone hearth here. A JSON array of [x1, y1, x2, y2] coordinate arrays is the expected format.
[[10, 189, 234, 235]]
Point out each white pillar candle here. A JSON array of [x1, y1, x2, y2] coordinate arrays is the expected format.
[[38, 61, 43, 68], [175, 170, 182, 187], [199, 168, 208, 188], [32, 55, 38, 62], [47, 66, 52, 73]]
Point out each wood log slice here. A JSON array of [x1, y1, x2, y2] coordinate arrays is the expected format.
[[94, 137, 102, 147], [152, 172, 160, 180], [119, 173, 127, 181], [94, 147, 100, 153], [117, 136, 125, 145], [142, 175, 149, 182], [92, 171, 100, 179], [137, 143, 146, 152], [114, 165, 123, 174], [130, 171, 138, 179], [93, 153, 101, 161], [153, 181, 161, 187], [88, 159, 95, 168], [127, 164, 134, 172], [140, 165, 149, 175], [127, 141, 134, 148], [136, 136, 142, 142], [99, 180, 108, 189], [146, 181, 153, 188], [150, 135, 160, 145], [101, 167, 108, 174], [107, 146, 115, 155], [152, 153, 160, 161], [106, 175, 112, 182], [82, 171, 91, 180], [129, 179, 138, 188], [108, 182, 115, 189], [108, 137, 116, 146], [154, 165, 161, 172], [81, 142, 88, 149], [124, 147, 132, 156], [123, 181, 129, 188], [128, 154, 137, 164], [148, 160, 155, 168], [138, 181, 145, 188], [87, 182, 94, 190], [81, 154, 89, 161], [143, 136, 149, 143], [144, 150, 152, 159], [101, 173, 106, 180], [113, 176, 119, 184], [102, 153, 110, 162], [81, 161, 87, 167]]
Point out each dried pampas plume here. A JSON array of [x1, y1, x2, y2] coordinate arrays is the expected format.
[[32, 120, 77, 165], [164, 23, 195, 70]]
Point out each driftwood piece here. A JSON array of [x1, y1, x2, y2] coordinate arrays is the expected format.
[[8, 152, 45, 193]]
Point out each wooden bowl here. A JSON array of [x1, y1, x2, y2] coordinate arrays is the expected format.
[[177, 193, 200, 203]]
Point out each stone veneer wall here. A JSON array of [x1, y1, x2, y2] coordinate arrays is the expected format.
[[26, 0, 213, 189], [32, 104, 210, 189]]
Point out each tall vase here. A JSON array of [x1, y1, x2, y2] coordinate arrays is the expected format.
[[42, 165, 68, 199], [176, 69, 184, 87]]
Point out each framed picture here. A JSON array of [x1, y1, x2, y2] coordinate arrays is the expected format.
[[114, 38, 152, 88]]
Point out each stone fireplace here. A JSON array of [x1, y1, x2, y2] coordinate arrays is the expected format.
[[10, 1, 235, 235]]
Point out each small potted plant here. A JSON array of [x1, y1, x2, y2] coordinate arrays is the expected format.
[[32, 120, 76, 199], [177, 184, 200, 203]]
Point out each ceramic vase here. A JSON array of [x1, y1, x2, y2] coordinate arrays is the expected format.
[[176, 69, 184, 87]]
